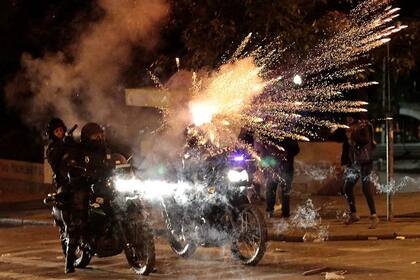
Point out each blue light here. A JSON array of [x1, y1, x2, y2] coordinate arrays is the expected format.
[[233, 155, 245, 162]]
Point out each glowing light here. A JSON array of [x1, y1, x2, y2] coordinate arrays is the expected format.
[[233, 155, 245, 162], [175, 57, 180, 71], [113, 177, 195, 201], [227, 170, 249, 182], [188, 57, 265, 127], [190, 102, 216, 126], [293, 74, 303, 85]]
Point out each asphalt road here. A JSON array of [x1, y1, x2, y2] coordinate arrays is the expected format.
[[1, 225, 420, 280]]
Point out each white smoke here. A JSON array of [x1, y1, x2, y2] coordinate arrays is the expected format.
[[6, 0, 169, 129]]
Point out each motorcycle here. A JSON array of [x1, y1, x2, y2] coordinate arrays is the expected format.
[[161, 149, 267, 265], [44, 156, 155, 275]]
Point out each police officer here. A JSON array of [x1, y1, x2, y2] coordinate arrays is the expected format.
[[58, 122, 110, 273], [79, 123, 113, 199], [46, 118, 73, 256]]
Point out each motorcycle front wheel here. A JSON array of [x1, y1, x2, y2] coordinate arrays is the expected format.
[[231, 204, 267, 265], [166, 216, 197, 258], [124, 222, 156, 275], [74, 243, 92, 268], [168, 232, 197, 258]]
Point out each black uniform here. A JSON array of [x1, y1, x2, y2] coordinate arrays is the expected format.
[[46, 117, 77, 256], [47, 137, 72, 255], [56, 141, 90, 273]]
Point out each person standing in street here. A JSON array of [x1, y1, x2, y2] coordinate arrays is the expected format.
[[256, 137, 300, 219], [341, 115, 379, 229]]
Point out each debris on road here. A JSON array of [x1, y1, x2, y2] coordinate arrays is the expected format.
[[302, 266, 329, 276], [274, 248, 287, 253], [322, 271, 347, 280]]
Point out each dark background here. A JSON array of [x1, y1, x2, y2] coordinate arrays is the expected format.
[[0, 0, 419, 162]]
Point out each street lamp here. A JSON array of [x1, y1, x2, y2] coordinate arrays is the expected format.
[[293, 74, 303, 85]]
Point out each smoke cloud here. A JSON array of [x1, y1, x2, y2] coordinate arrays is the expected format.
[[5, 0, 169, 129]]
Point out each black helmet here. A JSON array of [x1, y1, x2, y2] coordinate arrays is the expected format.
[[81, 122, 104, 142], [47, 118, 67, 139]]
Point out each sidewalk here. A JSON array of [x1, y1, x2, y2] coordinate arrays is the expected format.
[[267, 192, 420, 242], [1, 193, 420, 242]]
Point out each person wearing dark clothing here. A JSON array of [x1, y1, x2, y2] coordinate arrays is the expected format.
[[337, 116, 379, 229], [46, 118, 74, 257], [255, 137, 300, 218], [57, 122, 111, 273]]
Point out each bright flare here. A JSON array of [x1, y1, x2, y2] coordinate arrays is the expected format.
[[293, 74, 303, 85], [189, 57, 264, 126]]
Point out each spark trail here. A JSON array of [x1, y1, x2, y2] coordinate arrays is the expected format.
[[184, 0, 405, 150]]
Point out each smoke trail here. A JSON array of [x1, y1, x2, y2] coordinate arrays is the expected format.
[[5, 0, 169, 129]]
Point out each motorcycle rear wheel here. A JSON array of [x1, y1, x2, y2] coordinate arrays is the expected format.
[[231, 204, 267, 266], [124, 222, 156, 275]]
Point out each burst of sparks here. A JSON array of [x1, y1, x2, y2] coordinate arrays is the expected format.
[[183, 0, 404, 151]]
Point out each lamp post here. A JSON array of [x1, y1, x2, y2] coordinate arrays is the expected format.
[[384, 42, 394, 221]]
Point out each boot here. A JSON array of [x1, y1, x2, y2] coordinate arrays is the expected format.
[[65, 257, 75, 274], [369, 214, 379, 229], [344, 213, 360, 225], [65, 242, 76, 274]]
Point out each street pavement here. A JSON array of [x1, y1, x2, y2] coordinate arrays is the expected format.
[[1, 192, 420, 279], [1, 225, 420, 279], [2, 192, 420, 241]]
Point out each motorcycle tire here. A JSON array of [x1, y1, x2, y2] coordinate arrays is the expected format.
[[74, 244, 92, 268], [124, 222, 156, 275], [161, 202, 197, 258], [231, 204, 267, 266], [168, 234, 197, 258]]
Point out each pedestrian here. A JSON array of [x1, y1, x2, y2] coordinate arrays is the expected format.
[[341, 114, 379, 229], [256, 137, 300, 219]]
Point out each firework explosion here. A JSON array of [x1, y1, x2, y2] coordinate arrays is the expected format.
[[179, 0, 406, 151], [123, 0, 406, 203]]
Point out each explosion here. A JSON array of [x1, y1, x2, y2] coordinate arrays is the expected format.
[[177, 0, 405, 149], [189, 57, 265, 126]]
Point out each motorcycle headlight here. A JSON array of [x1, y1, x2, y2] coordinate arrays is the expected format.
[[227, 170, 249, 183]]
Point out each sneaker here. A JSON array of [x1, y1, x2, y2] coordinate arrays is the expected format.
[[344, 213, 360, 225], [369, 215, 379, 229]]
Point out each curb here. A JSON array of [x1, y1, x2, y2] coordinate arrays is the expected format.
[[154, 229, 420, 243], [270, 232, 420, 242], [0, 218, 53, 226]]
